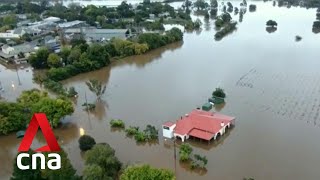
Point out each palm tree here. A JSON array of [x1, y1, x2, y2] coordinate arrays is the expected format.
[[85, 79, 106, 101]]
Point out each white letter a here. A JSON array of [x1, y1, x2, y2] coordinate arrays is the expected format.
[[47, 153, 61, 170]]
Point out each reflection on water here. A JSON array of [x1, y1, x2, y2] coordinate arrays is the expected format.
[[266, 26, 277, 33]]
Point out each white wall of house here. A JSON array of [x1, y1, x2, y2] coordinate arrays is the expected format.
[[173, 133, 187, 142], [162, 124, 176, 139], [213, 122, 231, 140], [2, 46, 14, 54], [0, 33, 20, 39]]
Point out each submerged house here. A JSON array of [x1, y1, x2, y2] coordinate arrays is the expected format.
[[163, 109, 235, 142]]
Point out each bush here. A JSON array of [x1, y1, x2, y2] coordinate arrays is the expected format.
[[179, 144, 193, 161], [110, 119, 125, 128], [214, 21, 237, 40], [125, 126, 139, 136], [134, 131, 147, 142], [138, 28, 183, 50], [314, 21, 320, 28], [144, 21, 165, 31], [249, 4, 256, 12], [79, 135, 96, 151], [120, 164, 175, 180], [212, 88, 226, 98], [295, 35, 302, 41], [266, 20, 277, 27], [43, 79, 66, 95], [144, 125, 158, 140], [192, 154, 208, 168]]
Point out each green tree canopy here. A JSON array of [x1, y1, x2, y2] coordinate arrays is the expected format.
[[3, 14, 17, 26], [266, 20, 278, 27], [85, 79, 106, 101], [210, 0, 218, 8], [29, 47, 50, 69], [67, 47, 82, 64], [83, 164, 104, 180], [17, 89, 74, 128], [79, 135, 96, 151], [0, 102, 28, 135], [212, 88, 226, 98], [11, 150, 43, 180], [47, 53, 62, 68], [120, 164, 175, 180], [194, 0, 209, 10], [86, 43, 110, 67], [85, 144, 122, 179], [41, 149, 79, 180]]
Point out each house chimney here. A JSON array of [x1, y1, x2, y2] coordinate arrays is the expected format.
[[220, 122, 225, 127]]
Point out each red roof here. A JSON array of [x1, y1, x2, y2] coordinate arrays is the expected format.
[[163, 121, 175, 127], [174, 109, 235, 140], [189, 129, 214, 141]]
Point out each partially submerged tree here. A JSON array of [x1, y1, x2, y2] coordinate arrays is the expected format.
[[249, 4, 257, 12], [312, 21, 320, 33], [120, 164, 175, 180], [212, 88, 226, 98], [295, 35, 302, 42], [67, 87, 78, 98], [85, 79, 106, 101], [266, 20, 278, 27], [191, 154, 208, 169], [79, 135, 96, 151], [110, 119, 125, 128], [179, 144, 193, 161]]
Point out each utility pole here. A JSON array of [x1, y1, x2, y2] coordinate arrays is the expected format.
[[85, 91, 92, 129], [15, 64, 21, 85], [0, 81, 3, 99], [173, 138, 177, 178]]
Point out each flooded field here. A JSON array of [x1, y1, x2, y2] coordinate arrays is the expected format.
[[1, 1, 320, 179]]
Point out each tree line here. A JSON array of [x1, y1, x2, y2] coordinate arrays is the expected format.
[[0, 89, 73, 135], [12, 134, 175, 180], [28, 28, 183, 95]]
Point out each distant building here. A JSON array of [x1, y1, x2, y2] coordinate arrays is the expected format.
[[64, 27, 129, 42], [16, 14, 27, 20], [58, 20, 87, 29], [162, 109, 235, 142], [149, 14, 155, 19], [44, 36, 61, 52], [0, 43, 37, 62], [17, 20, 32, 27], [159, 12, 170, 17], [0, 30, 20, 39], [43, 17, 61, 23]]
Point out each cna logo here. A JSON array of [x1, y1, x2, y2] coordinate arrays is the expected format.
[[17, 113, 61, 170]]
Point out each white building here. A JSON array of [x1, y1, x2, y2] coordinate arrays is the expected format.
[[162, 122, 176, 139]]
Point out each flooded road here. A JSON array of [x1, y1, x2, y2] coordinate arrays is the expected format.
[[1, 1, 320, 179]]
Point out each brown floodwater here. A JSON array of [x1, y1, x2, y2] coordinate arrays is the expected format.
[[1, 1, 320, 179]]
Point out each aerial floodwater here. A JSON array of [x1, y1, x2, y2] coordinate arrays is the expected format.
[[1, 1, 320, 180]]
